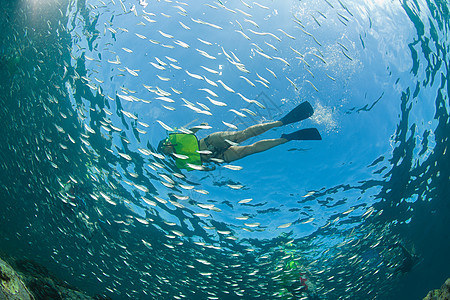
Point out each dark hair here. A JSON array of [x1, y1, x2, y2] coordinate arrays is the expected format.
[[157, 138, 168, 153]]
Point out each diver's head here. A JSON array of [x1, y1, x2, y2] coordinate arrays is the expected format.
[[157, 138, 176, 155]]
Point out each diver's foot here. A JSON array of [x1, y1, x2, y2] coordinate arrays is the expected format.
[[281, 128, 322, 141], [279, 101, 314, 125]]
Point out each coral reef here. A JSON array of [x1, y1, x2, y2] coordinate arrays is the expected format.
[[423, 278, 450, 300]]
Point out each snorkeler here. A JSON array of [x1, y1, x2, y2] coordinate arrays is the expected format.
[[157, 101, 322, 170], [279, 263, 309, 298], [276, 242, 320, 300]]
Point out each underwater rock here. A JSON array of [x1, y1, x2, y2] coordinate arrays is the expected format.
[[423, 278, 450, 300], [0, 258, 33, 300], [14, 259, 94, 300], [0, 256, 101, 300]]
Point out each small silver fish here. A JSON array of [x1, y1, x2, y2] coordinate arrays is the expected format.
[[239, 75, 256, 87], [201, 66, 219, 74], [199, 88, 218, 97], [207, 97, 227, 106], [174, 40, 190, 48], [198, 38, 213, 45], [217, 80, 235, 93], [156, 120, 173, 131], [186, 70, 203, 80], [277, 223, 292, 229], [222, 121, 238, 130]]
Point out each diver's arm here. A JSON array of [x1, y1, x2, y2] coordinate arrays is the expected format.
[[201, 164, 216, 171]]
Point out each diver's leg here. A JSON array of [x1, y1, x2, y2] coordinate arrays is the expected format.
[[232, 121, 283, 143], [223, 138, 288, 163], [206, 121, 283, 149]]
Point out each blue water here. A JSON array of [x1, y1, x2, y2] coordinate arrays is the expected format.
[[0, 0, 449, 299]]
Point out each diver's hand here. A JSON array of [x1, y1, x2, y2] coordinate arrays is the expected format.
[[202, 164, 216, 171]]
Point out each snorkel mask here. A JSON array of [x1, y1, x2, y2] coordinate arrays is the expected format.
[[157, 137, 177, 154]]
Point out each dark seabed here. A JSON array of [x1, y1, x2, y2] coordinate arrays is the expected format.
[[0, 0, 449, 299]]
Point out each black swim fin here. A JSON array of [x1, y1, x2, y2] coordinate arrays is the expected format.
[[281, 128, 322, 141], [279, 101, 314, 125]]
